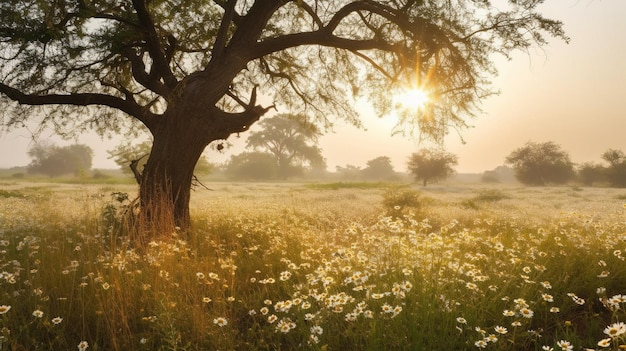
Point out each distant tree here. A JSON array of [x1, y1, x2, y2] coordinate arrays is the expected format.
[[194, 157, 215, 177], [602, 149, 625, 165], [246, 115, 326, 179], [481, 165, 516, 183], [225, 152, 278, 181], [577, 162, 606, 186], [601, 149, 626, 187], [407, 149, 458, 186], [335, 165, 363, 181], [362, 156, 398, 181], [27, 143, 93, 177], [505, 141, 575, 186], [481, 170, 500, 183]]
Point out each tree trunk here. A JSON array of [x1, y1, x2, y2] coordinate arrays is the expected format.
[[136, 104, 212, 242], [131, 63, 269, 243], [277, 156, 290, 180]]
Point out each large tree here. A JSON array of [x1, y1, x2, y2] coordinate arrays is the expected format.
[[246, 114, 325, 179], [0, 1, 567, 237], [407, 148, 457, 186], [505, 141, 575, 186]]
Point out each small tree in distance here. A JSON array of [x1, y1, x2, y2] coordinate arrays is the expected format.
[[505, 141, 575, 186], [577, 162, 606, 186], [225, 152, 279, 181], [407, 149, 458, 186], [245, 114, 326, 179], [27, 142, 93, 177], [601, 149, 626, 188], [362, 156, 398, 181], [335, 165, 363, 181], [481, 166, 516, 183]]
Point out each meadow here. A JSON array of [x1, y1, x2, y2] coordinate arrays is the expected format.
[[0, 181, 625, 350]]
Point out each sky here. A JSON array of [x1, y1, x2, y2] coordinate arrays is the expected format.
[[0, 0, 624, 174]]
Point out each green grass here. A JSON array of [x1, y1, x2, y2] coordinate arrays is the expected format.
[[305, 181, 404, 190], [460, 188, 512, 210], [1, 182, 626, 350], [473, 188, 511, 202], [0, 189, 25, 198]]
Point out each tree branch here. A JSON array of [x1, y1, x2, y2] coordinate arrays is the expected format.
[[257, 56, 312, 107], [297, 1, 324, 30], [0, 82, 158, 129], [247, 1, 417, 61], [225, 84, 261, 111], [130, 154, 148, 185], [212, 0, 243, 25], [212, 86, 275, 139], [130, 0, 178, 90], [228, 1, 289, 48], [93, 13, 140, 28], [251, 31, 397, 61], [123, 48, 171, 98], [213, 105, 275, 139], [349, 50, 396, 81], [325, 0, 396, 33], [212, 0, 237, 62]]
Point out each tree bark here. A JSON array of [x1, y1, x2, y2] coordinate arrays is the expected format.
[[133, 74, 270, 243], [136, 102, 212, 241]]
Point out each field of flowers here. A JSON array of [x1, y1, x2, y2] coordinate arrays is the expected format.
[[0, 181, 625, 350]]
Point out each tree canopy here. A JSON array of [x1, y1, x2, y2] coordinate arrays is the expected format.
[[577, 162, 605, 187], [225, 151, 279, 181], [407, 148, 457, 186], [0, 0, 569, 233], [481, 165, 515, 183], [335, 164, 363, 180], [0, 1, 568, 137], [245, 114, 325, 179], [362, 156, 398, 181], [505, 141, 575, 186], [27, 142, 93, 177], [601, 149, 626, 188]]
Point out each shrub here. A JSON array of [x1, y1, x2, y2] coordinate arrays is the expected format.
[[474, 189, 510, 202], [92, 170, 111, 179], [0, 189, 25, 198], [382, 187, 423, 218], [460, 189, 510, 210]]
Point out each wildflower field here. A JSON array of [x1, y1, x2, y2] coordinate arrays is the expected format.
[[0, 181, 625, 350]]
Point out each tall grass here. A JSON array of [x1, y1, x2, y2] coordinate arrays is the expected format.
[[0, 182, 625, 350]]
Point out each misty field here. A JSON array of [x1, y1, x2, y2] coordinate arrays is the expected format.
[[0, 181, 625, 350]]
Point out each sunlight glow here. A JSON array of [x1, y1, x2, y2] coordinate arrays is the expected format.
[[396, 88, 430, 111]]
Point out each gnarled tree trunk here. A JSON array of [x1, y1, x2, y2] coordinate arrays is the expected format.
[[137, 103, 211, 241], [134, 72, 271, 243]]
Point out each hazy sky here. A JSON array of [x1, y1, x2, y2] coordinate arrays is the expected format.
[[0, 1, 624, 173]]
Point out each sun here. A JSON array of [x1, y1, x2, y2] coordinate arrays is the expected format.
[[396, 88, 430, 111]]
